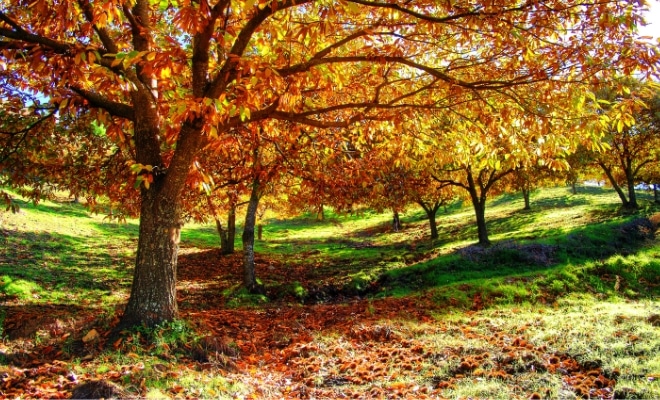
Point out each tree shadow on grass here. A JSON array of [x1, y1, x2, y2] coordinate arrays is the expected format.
[[377, 215, 658, 296], [0, 230, 132, 294]]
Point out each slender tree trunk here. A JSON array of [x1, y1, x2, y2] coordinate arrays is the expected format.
[[242, 179, 262, 293], [654, 184, 659, 203], [428, 209, 439, 240], [625, 168, 638, 209], [600, 162, 631, 208], [226, 205, 236, 254], [466, 170, 491, 246], [316, 204, 324, 221], [215, 217, 229, 253], [425, 205, 440, 240], [473, 199, 490, 246], [392, 210, 402, 232], [613, 183, 631, 208], [571, 181, 577, 194], [206, 196, 236, 255], [522, 188, 531, 210], [627, 183, 638, 209]]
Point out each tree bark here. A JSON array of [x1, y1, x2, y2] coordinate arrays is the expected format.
[[625, 167, 639, 209], [119, 184, 181, 329], [466, 170, 490, 247], [626, 183, 638, 209], [473, 199, 490, 246], [207, 195, 236, 255], [316, 204, 324, 221], [522, 188, 531, 210], [116, 87, 177, 329], [226, 205, 236, 254], [392, 210, 402, 232], [418, 200, 441, 240], [242, 179, 263, 293], [599, 162, 634, 209], [118, 88, 203, 329], [215, 216, 230, 254]]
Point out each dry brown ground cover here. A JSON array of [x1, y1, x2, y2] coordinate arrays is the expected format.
[[1, 187, 659, 399], [2, 247, 659, 399]]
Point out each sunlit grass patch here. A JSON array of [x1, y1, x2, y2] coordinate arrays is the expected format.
[[0, 276, 43, 300], [472, 295, 660, 398], [443, 377, 519, 399], [1, 194, 135, 307], [1, 184, 660, 398]]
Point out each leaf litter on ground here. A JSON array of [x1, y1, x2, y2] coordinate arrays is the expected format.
[[1, 188, 660, 399]]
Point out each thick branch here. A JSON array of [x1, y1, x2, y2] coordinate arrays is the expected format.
[[278, 56, 547, 90], [347, 0, 534, 23], [0, 11, 23, 31], [71, 87, 135, 121], [206, 0, 313, 99], [191, 0, 230, 96], [0, 25, 73, 54], [431, 173, 469, 191]]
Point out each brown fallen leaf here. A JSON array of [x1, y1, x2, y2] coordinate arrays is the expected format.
[[82, 329, 99, 343]]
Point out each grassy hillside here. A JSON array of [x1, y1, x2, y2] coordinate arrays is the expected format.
[[0, 185, 659, 399]]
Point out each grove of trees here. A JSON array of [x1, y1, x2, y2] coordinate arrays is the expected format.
[[1, 0, 658, 329]]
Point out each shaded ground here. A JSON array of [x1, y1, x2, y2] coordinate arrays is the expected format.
[[1, 190, 659, 399], [1, 244, 659, 399]]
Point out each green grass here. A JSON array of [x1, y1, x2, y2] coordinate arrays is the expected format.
[[0, 195, 135, 307], [1, 184, 659, 398], [6, 184, 655, 307]]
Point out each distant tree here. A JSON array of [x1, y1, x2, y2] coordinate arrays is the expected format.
[[563, 146, 596, 194], [508, 167, 536, 210], [592, 81, 660, 210], [430, 85, 593, 245], [414, 181, 456, 240]]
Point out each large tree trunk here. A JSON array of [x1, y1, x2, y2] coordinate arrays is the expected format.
[[120, 188, 180, 328], [118, 84, 203, 329], [242, 179, 262, 293]]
